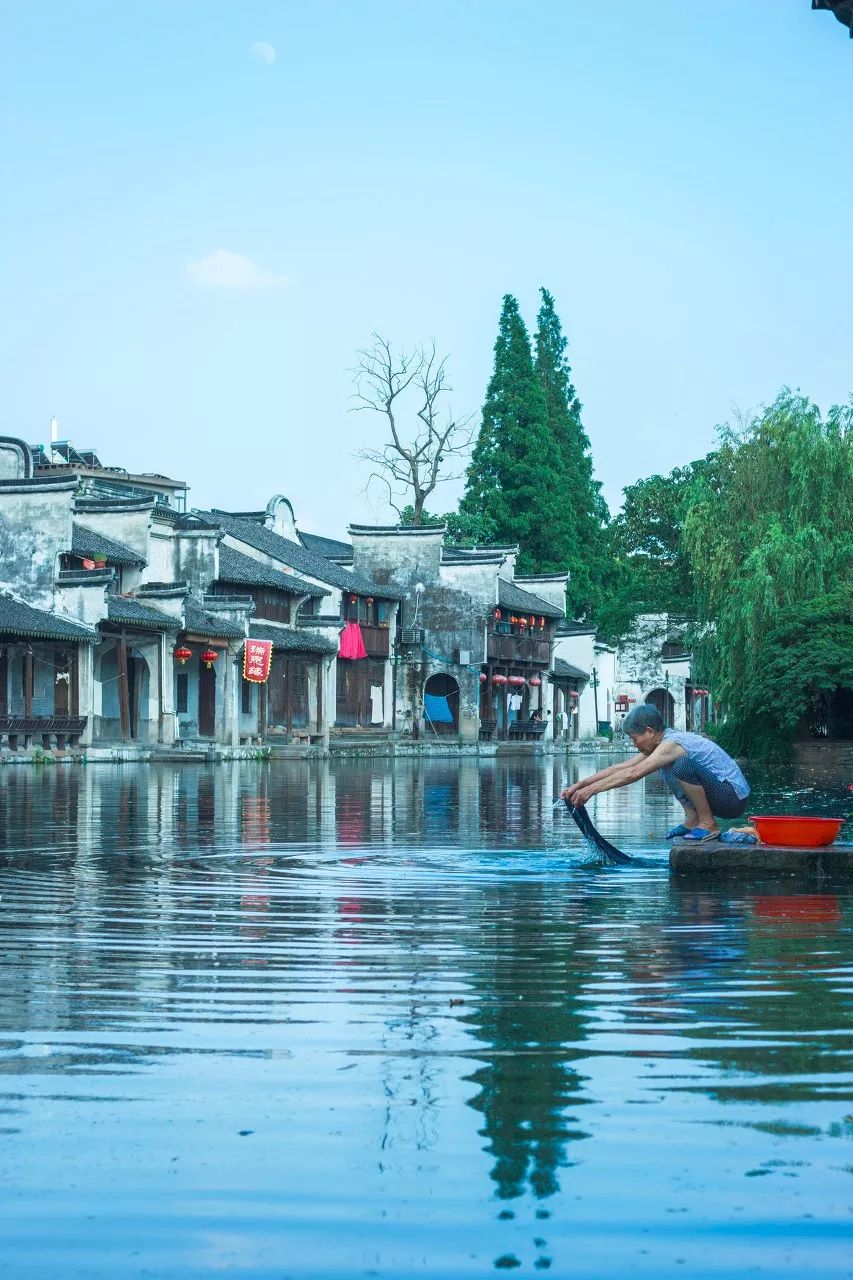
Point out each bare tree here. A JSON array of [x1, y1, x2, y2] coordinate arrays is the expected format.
[[352, 334, 474, 526]]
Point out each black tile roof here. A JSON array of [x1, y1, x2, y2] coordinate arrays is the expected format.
[[497, 578, 564, 619], [106, 597, 182, 631], [205, 510, 403, 599], [249, 623, 338, 655], [552, 657, 588, 681], [217, 545, 326, 598], [72, 522, 146, 567], [0, 595, 96, 641], [184, 599, 246, 639], [299, 531, 353, 561], [152, 503, 221, 531]]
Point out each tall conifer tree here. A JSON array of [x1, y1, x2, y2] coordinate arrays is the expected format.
[[460, 295, 563, 573], [534, 288, 608, 618]]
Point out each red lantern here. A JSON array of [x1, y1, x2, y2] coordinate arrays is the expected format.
[[529, 677, 541, 687], [350, 595, 358, 603], [494, 608, 502, 620], [519, 617, 527, 628], [201, 649, 219, 669], [173, 646, 192, 665], [539, 616, 545, 628], [492, 673, 508, 685], [479, 672, 488, 683], [529, 615, 535, 627]]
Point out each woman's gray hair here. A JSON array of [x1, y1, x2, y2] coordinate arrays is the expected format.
[[622, 703, 665, 735]]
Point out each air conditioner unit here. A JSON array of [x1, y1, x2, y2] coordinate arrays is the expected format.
[[400, 627, 424, 646]]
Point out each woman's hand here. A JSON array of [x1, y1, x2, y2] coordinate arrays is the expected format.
[[570, 782, 599, 807], [561, 779, 595, 806]]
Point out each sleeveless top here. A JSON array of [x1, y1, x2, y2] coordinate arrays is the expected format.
[[661, 729, 750, 799]]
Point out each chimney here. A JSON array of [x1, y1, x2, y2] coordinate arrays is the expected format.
[[50, 416, 59, 443]]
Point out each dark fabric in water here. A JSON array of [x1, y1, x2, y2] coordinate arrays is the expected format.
[[568, 803, 633, 864]]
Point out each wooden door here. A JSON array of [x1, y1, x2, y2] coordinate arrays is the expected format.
[[198, 660, 216, 737], [336, 658, 366, 727], [290, 660, 310, 728], [268, 658, 288, 727]]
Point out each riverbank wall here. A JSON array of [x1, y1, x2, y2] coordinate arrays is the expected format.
[[0, 737, 633, 765]]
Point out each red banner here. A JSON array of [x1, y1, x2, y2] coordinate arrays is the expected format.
[[243, 639, 273, 683]]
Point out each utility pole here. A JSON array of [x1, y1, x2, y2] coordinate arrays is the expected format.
[[591, 666, 599, 728]]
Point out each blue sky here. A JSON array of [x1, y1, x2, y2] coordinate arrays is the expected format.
[[2, 1, 852, 534]]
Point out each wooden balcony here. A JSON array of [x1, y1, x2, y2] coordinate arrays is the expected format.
[[0, 716, 87, 750], [487, 633, 550, 665], [360, 624, 390, 658]]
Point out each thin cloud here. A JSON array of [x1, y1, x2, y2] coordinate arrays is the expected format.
[[250, 41, 276, 64], [186, 250, 288, 291]]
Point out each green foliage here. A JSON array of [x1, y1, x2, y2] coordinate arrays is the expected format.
[[460, 295, 564, 576], [398, 505, 445, 528], [685, 390, 853, 757], [533, 289, 609, 619]]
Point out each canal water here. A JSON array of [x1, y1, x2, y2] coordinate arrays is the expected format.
[[0, 756, 850, 1279]]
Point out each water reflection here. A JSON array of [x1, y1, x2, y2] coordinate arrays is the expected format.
[[0, 758, 850, 1277]]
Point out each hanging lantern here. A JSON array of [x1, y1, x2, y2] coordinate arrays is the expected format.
[[479, 672, 488, 683], [509, 675, 526, 686], [201, 649, 219, 669], [519, 617, 527, 628], [494, 608, 502, 620], [492, 673, 508, 685], [529, 615, 535, 627], [539, 616, 545, 628], [529, 677, 542, 687], [366, 597, 374, 604], [173, 646, 192, 666]]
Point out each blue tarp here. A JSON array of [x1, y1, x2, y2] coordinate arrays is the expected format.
[[424, 693, 454, 724]]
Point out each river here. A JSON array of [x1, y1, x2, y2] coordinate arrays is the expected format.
[[0, 756, 850, 1278]]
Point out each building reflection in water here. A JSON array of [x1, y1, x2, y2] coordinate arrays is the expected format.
[[0, 756, 849, 1221]]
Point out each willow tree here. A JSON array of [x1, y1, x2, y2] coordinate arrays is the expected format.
[[685, 391, 853, 755]]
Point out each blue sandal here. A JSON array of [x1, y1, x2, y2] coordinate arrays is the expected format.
[[666, 823, 689, 839], [682, 827, 720, 842]]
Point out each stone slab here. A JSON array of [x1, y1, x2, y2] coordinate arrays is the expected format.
[[670, 840, 853, 878]]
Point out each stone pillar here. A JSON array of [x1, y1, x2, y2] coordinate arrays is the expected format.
[[78, 643, 95, 746]]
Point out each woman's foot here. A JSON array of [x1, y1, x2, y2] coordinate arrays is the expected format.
[[682, 827, 721, 842]]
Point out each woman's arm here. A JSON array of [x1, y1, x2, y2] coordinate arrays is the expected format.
[[561, 755, 645, 802], [570, 740, 684, 806]]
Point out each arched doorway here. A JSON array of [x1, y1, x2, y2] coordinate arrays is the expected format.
[[646, 688, 675, 728], [423, 673, 459, 735]]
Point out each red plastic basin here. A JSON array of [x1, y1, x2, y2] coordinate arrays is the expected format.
[[750, 815, 845, 848]]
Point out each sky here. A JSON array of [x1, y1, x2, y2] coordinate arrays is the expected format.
[[2, 1, 852, 536]]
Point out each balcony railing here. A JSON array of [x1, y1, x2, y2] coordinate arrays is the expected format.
[[0, 716, 87, 750], [360, 624, 390, 658], [487, 633, 550, 665]]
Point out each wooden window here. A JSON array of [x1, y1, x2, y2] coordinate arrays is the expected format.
[[252, 589, 291, 623], [176, 672, 188, 714], [241, 679, 252, 715]]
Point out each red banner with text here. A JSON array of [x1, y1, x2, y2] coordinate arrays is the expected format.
[[243, 639, 273, 684]]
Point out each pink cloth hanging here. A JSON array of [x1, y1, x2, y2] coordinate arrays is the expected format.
[[338, 620, 368, 660]]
